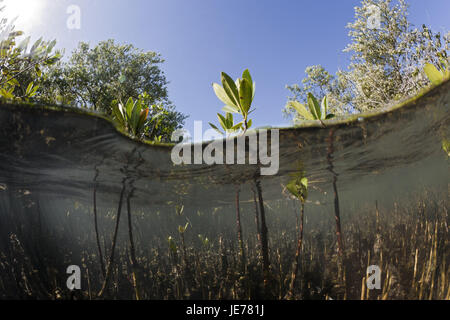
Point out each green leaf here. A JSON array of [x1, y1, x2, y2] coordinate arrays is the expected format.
[[125, 97, 135, 121], [238, 78, 252, 114], [225, 112, 233, 127], [35, 64, 42, 77], [252, 82, 256, 101], [325, 114, 335, 119], [321, 96, 327, 119], [424, 63, 443, 85], [7, 78, 19, 87], [300, 177, 308, 189], [231, 122, 243, 131], [47, 39, 56, 54], [242, 69, 253, 86], [242, 69, 253, 99], [307, 93, 321, 119], [221, 72, 241, 110], [209, 123, 223, 135], [178, 222, 189, 234], [213, 83, 237, 108], [29, 85, 39, 97], [30, 37, 43, 55], [130, 100, 142, 133], [25, 82, 34, 96], [112, 101, 126, 127], [217, 113, 228, 130], [286, 182, 299, 198], [17, 36, 30, 52], [222, 104, 240, 113], [137, 108, 149, 133], [0, 88, 14, 99], [288, 101, 314, 120], [247, 118, 252, 129]]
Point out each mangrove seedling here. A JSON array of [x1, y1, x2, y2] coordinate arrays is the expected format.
[[287, 93, 335, 125], [168, 236, 178, 256], [111, 95, 149, 139], [198, 234, 210, 248], [211, 69, 255, 133], [209, 112, 246, 135], [285, 172, 308, 298], [178, 222, 190, 268]]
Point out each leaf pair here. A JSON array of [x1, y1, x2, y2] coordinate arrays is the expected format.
[[287, 93, 335, 121], [286, 176, 308, 203], [25, 82, 39, 98], [178, 222, 189, 234], [209, 112, 248, 135]]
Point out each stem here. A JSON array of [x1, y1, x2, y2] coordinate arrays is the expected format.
[[235, 186, 245, 274], [255, 179, 270, 296], [126, 188, 140, 300], [97, 179, 126, 298], [252, 188, 261, 245], [327, 129, 344, 256], [93, 167, 106, 278], [288, 201, 304, 298]]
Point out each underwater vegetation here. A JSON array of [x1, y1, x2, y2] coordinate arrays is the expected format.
[[0, 186, 448, 300]]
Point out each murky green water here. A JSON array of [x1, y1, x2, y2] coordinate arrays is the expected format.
[[0, 81, 448, 300]]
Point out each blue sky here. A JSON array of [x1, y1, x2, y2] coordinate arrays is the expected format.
[[4, 0, 450, 135]]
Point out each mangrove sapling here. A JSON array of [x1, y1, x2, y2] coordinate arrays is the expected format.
[[111, 95, 149, 140], [287, 92, 343, 256], [210, 69, 258, 289], [285, 173, 308, 299], [286, 93, 335, 126], [178, 221, 195, 297], [178, 222, 190, 269]]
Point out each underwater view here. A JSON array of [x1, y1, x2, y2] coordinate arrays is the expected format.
[[0, 0, 449, 303]]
